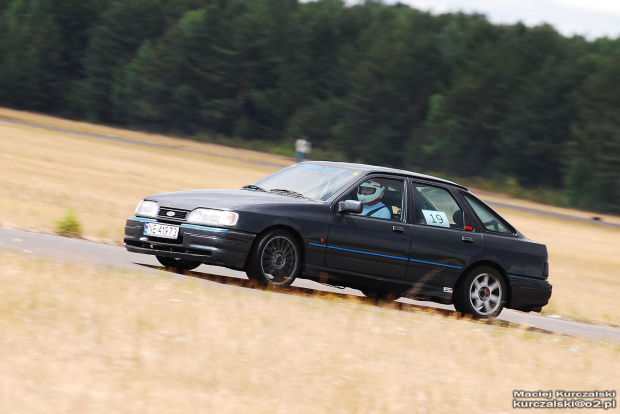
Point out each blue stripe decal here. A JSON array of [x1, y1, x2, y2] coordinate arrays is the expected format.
[[181, 224, 228, 232], [409, 258, 463, 269], [509, 274, 539, 281], [309, 242, 461, 269], [326, 245, 408, 261], [131, 216, 156, 222]]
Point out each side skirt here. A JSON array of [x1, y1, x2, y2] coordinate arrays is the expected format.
[[303, 265, 453, 304]]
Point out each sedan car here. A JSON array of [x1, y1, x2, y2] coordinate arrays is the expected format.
[[124, 161, 552, 318]]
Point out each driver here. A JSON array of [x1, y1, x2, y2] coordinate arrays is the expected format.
[[357, 179, 391, 219]]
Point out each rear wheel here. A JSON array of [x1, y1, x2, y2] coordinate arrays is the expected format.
[[156, 256, 202, 271], [455, 266, 505, 318], [246, 229, 301, 287]]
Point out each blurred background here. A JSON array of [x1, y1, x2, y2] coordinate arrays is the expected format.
[[0, 0, 618, 213]]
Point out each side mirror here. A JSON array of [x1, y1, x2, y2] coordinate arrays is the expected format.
[[337, 200, 363, 214]]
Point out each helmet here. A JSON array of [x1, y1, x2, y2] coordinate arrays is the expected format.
[[357, 179, 385, 205]]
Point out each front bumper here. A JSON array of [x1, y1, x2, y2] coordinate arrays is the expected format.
[[507, 275, 553, 312], [124, 217, 256, 269]]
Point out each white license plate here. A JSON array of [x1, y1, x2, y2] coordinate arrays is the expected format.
[[144, 222, 179, 239]]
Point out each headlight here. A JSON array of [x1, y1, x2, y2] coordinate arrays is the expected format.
[[187, 209, 239, 227], [135, 200, 159, 218]]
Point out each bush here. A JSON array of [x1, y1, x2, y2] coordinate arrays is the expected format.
[[56, 209, 83, 238]]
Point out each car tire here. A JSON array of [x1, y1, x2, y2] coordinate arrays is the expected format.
[[455, 266, 506, 318], [246, 229, 301, 287], [156, 255, 202, 271]]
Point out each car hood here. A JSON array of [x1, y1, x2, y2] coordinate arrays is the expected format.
[[146, 189, 316, 211]]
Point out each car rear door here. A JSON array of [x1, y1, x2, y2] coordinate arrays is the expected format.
[[405, 181, 482, 290], [325, 176, 411, 280]]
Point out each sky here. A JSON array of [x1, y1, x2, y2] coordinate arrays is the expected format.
[[342, 0, 620, 40]]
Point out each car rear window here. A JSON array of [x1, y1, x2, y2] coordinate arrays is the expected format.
[[463, 194, 513, 234]]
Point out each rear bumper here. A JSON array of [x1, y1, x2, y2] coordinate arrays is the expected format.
[[507, 275, 552, 312], [123, 218, 255, 269]]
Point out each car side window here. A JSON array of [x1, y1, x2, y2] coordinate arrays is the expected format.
[[462, 194, 513, 234], [343, 177, 405, 221], [413, 184, 463, 229]]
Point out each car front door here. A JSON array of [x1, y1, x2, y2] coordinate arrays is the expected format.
[[406, 181, 482, 292], [325, 176, 411, 280]]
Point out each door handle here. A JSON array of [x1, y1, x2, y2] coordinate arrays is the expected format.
[[462, 236, 474, 243], [393, 226, 404, 233]]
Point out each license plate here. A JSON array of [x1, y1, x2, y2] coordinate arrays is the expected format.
[[144, 222, 179, 239]]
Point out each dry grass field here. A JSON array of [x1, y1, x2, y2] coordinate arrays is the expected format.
[[0, 252, 618, 414], [474, 189, 620, 227], [0, 108, 283, 243], [1, 108, 619, 326], [493, 209, 620, 325], [1, 108, 619, 412]]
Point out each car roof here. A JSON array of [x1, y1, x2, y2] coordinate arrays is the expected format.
[[303, 161, 468, 190]]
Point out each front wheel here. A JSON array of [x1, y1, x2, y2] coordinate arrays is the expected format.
[[246, 229, 301, 287], [156, 255, 202, 271], [454, 266, 506, 318]]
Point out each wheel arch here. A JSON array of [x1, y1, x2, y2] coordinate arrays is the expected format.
[[243, 224, 306, 269], [455, 260, 512, 306]]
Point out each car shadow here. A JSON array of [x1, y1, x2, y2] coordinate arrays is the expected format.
[[134, 263, 554, 335]]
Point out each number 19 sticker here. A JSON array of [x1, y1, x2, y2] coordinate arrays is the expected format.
[[422, 210, 450, 228]]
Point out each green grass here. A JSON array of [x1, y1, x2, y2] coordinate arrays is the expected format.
[[55, 208, 83, 238]]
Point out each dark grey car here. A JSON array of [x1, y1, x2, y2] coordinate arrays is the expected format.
[[124, 161, 552, 318]]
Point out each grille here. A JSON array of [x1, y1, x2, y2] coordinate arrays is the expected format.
[[157, 207, 189, 221]]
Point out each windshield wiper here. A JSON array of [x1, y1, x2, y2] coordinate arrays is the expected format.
[[241, 184, 267, 192], [269, 188, 308, 199]]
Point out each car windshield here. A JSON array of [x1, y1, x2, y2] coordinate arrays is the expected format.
[[248, 164, 361, 201]]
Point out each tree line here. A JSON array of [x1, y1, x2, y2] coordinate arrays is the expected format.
[[1, 0, 619, 213]]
